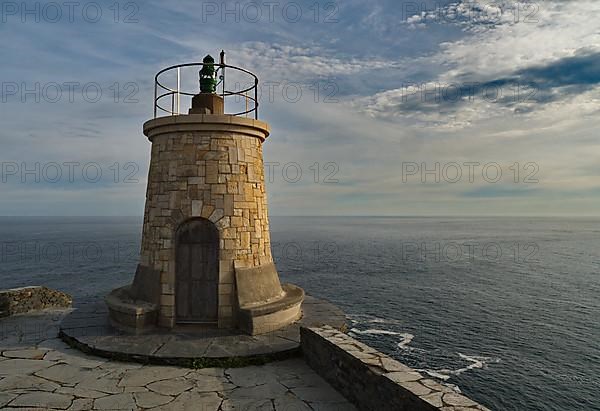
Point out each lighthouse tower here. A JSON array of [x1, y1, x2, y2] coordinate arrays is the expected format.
[[106, 53, 304, 334]]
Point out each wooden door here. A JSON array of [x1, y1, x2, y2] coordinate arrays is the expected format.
[[175, 219, 219, 323]]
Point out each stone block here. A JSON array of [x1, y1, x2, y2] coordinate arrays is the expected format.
[[214, 196, 224, 210], [215, 216, 230, 229], [226, 181, 238, 193], [219, 262, 234, 284], [161, 270, 174, 284], [209, 208, 224, 222], [218, 305, 232, 317], [188, 177, 204, 185], [224, 239, 237, 250], [206, 162, 219, 183], [212, 184, 227, 194], [241, 232, 251, 249], [222, 228, 237, 239], [191, 200, 203, 216], [237, 147, 245, 162], [224, 194, 234, 215], [218, 283, 233, 295], [160, 294, 175, 306], [161, 305, 174, 317], [228, 146, 238, 164], [161, 283, 174, 295], [201, 205, 215, 218]]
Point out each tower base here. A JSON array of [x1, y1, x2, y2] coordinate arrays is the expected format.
[[107, 262, 305, 335]]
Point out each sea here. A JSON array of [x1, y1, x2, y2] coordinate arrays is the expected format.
[[0, 216, 598, 411]]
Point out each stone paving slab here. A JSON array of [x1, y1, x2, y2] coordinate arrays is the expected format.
[[59, 295, 346, 367], [0, 308, 356, 411]]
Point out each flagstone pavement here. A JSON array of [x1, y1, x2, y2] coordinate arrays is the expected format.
[[0, 309, 356, 411]]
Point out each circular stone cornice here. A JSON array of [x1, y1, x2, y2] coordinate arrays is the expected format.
[[143, 114, 271, 142]]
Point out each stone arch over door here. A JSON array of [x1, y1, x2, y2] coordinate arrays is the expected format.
[[175, 218, 219, 324]]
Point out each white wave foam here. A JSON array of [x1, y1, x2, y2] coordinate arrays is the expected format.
[[367, 318, 388, 324], [422, 353, 500, 384], [454, 353, 487, 374], [445, 383, 462, 394], [348, 320, 501, 384], [349, 328, 403, 336], [348, 327, 418, 353], [418, 369, 451, 381], [346, 314, 404, 326], [397, 333, 415, 349]]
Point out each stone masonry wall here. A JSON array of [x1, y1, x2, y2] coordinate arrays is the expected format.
[[138, 128, 273, 328], [301, 326, 492, 411]]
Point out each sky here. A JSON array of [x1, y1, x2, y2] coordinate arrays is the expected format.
[[0, 0, 599, 216]]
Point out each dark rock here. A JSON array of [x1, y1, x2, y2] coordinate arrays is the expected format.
[[0, 286, 72, 317]]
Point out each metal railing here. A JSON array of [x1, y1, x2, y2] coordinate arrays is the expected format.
[[153, 52, 259, 119]]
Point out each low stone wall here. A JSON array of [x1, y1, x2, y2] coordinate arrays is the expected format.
[[301, 325, 491, 411], [0, 286, 72, 317]]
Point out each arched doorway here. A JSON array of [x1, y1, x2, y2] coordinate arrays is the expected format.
[[175, 218, 219, 324]]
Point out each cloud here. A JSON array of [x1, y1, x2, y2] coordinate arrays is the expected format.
[[355, 50, 600, 127], [354, 1, 600, 128], [1, 0, 599, 216], [433, 1, 600, 81], [233, 42, 399, 79], [402, 0, 531, 31], [511, 51, 600, 89]]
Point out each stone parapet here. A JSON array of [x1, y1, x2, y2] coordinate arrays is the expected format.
[[301, 325, 491, 411]]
